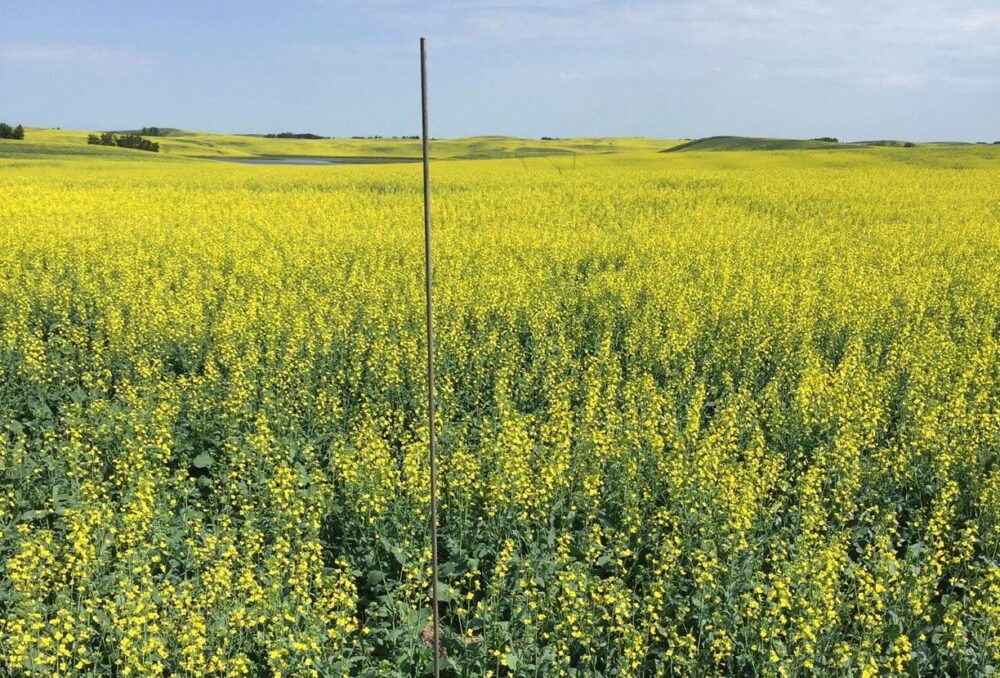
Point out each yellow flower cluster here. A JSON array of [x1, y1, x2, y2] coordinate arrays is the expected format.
[[0, 144, 997, 674]]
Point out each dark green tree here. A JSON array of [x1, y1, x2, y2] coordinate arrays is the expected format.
[[13, 124, 24, 140], [85, 131, 158, 151], [115, 133, 159, 152]]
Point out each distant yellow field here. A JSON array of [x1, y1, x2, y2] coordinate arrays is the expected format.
[[2, 127, 675, 161], [0, 139, 998, 676]]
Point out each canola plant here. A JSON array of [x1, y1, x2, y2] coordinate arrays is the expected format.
[[0, 147, 998, 676]]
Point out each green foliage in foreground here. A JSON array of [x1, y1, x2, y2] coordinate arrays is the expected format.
[[0, 146, 998, 676]]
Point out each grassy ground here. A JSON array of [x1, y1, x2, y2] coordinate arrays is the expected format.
[[5, 129, 991, 170], [0, 128, 677, 162], [664, 136, 845, 152], [660, 136, 973, 153]]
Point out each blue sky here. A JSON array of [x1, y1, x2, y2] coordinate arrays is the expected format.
[[2, 1, 998, 140]]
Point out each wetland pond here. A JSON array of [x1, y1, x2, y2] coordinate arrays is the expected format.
[[209, 156, 422, 166]]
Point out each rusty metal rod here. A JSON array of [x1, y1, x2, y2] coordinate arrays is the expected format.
[[420, 36, 441, 678]]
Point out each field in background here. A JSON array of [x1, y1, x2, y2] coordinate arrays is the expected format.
[[1, 128, 674, 161], [0, 138, 998, 676]]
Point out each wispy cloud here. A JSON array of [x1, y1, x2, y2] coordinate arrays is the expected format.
[[0, 43, 149, 69], [871, 70, 926, 89], [355, 0, 1000, 53], [951, 7, 1000, 33], [333, 0, 1000, 87], [6, 1, 998, 139]]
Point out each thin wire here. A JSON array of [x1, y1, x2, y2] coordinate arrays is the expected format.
[[420, 36, 441, 678]]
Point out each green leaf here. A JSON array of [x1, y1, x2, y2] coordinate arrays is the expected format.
[[434, 580, 455, 602], [19, 510, 49, 522], [505, 652, 519, 672], [93, 609, 112, 629], [192, 452, 214, 469]]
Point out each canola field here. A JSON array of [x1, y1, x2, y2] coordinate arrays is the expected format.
[[0, 139, 999, 677]]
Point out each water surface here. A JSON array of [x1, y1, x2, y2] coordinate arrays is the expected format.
[[210, 156, 421, 166]]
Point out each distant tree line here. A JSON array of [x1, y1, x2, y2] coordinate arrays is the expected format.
[[811, 137, 839, 143], [265, 132, 329, 139], [350, 135, 420, 140], [87, 132, 160, 152], [140, 127, 164, 136], [0, 122, 25, 140]]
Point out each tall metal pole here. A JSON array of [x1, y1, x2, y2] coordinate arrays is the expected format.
[[420, 36, 441, 678]]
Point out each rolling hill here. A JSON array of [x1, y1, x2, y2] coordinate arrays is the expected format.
[[662, 136, 918, 153]]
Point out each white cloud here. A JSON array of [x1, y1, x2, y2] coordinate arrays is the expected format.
[[951, 7, 1000, 33], [0, 43, 148, 69], [873, 71, 926, 89]]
